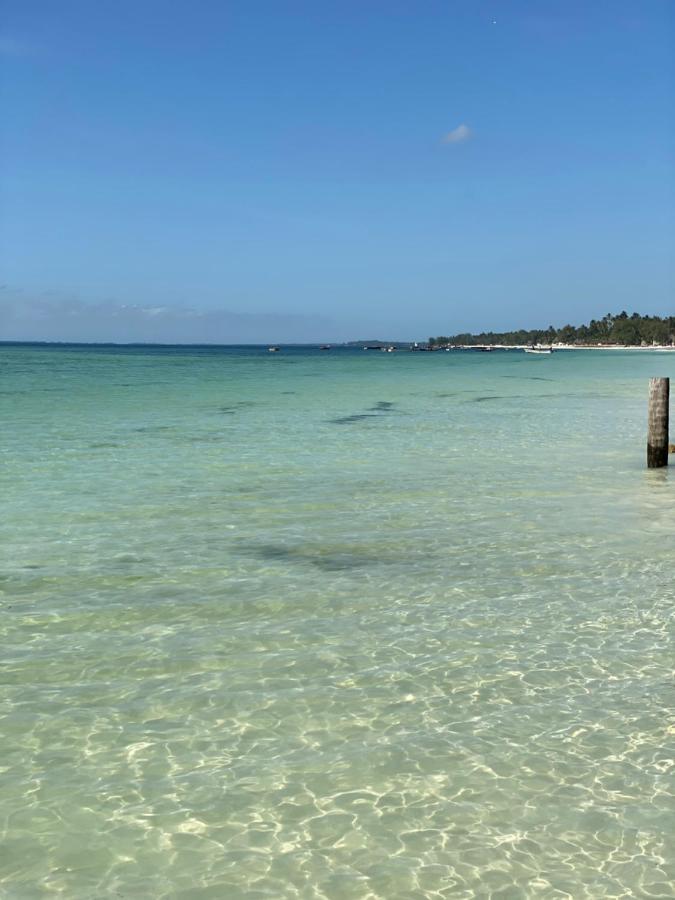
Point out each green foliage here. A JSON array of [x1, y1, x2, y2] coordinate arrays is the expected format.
[[429, 312, 675, 347]]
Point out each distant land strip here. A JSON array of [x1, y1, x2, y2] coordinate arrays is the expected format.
[[429, 312, 675, 348]]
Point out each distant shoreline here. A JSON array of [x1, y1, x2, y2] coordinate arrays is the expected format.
[[447, 343, 675, 352], [556, 344, 675, 351], [1, 340, 674, 352]]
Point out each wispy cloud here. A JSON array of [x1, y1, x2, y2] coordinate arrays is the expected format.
[[0, 290, 332, 343], [0, 36, 32, 57], [443, 124, 473, 145]]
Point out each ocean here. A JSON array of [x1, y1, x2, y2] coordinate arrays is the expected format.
[[2, 343, 674, 898]]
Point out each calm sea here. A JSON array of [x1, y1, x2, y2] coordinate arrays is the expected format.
[[2, 344, 674, 898]]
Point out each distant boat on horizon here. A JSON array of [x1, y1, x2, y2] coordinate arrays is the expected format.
[[268, 346, 280, 352]]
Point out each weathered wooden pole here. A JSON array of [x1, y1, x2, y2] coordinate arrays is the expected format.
[[647, 377, 669, 468]]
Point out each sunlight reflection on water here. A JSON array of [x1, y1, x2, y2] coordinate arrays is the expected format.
[[1, 345, 674, 897]]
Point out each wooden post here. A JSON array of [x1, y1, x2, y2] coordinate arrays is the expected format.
[[647, 377, 669, 468]]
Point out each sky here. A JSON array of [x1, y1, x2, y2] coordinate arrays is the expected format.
[[1, 0, 673, 343]]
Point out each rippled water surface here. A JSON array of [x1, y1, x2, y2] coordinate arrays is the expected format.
[[2, 344, 674, 898]]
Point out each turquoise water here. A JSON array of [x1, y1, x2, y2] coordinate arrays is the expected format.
[[2, 344, 674, 898]]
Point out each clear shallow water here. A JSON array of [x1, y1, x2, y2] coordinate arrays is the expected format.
[[1, 344, 674, 898]]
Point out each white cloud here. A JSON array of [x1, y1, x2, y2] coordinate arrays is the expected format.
[[443, 124, 473, 144]]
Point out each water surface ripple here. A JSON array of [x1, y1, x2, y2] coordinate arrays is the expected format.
[[1, 345, 674, 898]]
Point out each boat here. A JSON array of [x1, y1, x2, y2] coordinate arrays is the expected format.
[[268, 346, 280, 352], [319, 345, 331, 350], [525, 345, 553, 354]]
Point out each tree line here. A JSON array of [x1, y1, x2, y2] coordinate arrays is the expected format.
[[429, 312, 675, 347]]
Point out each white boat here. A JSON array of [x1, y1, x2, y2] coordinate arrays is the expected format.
[[525, 346, 553, 354]]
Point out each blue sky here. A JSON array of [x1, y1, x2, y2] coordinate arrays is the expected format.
[[1, 0, 673, 342]]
